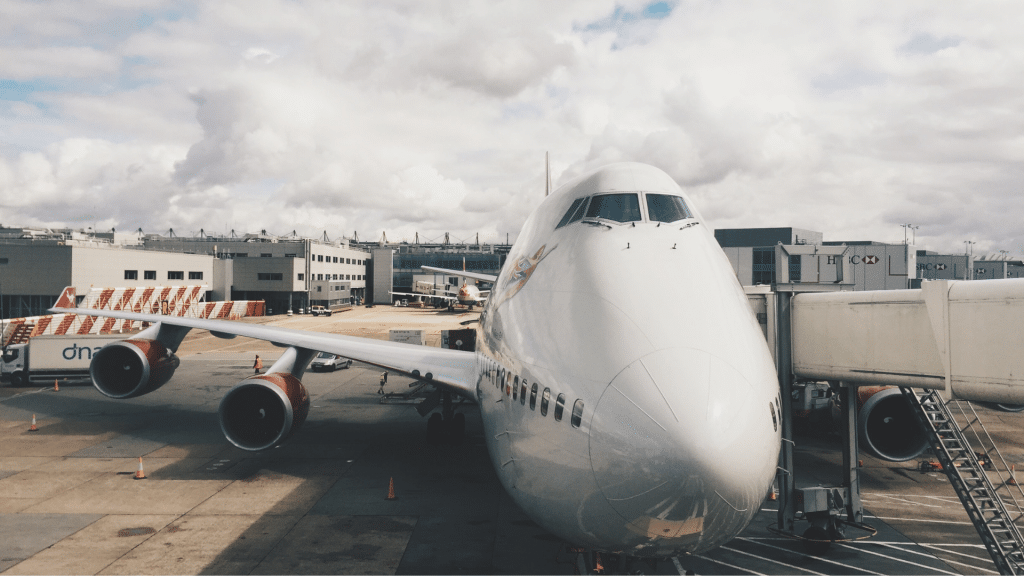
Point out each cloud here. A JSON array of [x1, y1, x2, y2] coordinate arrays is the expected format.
[[1, 1, 1024, 256]]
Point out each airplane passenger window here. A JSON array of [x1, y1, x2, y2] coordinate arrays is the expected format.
[[646, 194, 693, 223], [555, 197, 589, 229], [571, 399, 584, 428], [513, 376, 519, 400], [499, 368, 504, 390], [554, 394, 566, 421], [520, 381, 527, 405], [584, 193, 642, 223], [530, 383, 538, 410], [541, 388, 551, 416]]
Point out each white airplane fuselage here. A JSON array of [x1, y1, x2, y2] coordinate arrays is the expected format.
[[473, 163, 781, 556], [456, 283, 484, 307]]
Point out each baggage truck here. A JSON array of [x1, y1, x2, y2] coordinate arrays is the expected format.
[[1, 334, 127, 387]]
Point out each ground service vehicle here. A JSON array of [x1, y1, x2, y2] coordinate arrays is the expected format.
[[1, 334, 127, 387], [309, 352, 351, 371], [309, 306, 332, 316]]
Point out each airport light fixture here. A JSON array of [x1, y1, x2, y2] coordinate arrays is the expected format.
[[901, 223, 919, 245]]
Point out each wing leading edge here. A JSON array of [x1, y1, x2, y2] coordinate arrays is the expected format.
[[50, 307, 477, 397], [420, 266, 497, 284]]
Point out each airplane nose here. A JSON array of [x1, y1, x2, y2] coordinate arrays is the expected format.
[[589, 347, 774, 551]]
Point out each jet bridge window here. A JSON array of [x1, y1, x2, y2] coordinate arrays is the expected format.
[[541, 388, 551, 416], [556, 197, 589, 229], [571, 399, 584, 428], [554, 394, 566, 421], [585, 193, 642, 223], [646, 194, 693, 223]]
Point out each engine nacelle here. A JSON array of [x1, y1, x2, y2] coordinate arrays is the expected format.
[[857, 386, 929, 462], [978, 403, 1024, 413], [90, 339, 180, 399], [219, 373, 310, 451]]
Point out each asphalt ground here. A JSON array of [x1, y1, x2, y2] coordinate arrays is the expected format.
[[1, 305, 1022, 574]]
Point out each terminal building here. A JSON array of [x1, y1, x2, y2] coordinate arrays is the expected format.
[[1, 228, 369, 317]]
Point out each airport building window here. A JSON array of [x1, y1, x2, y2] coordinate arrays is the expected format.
[[285, 253, 296, 258], [513, 376, 519, 400], [0, 258, 7, 264], [556, 197, 589, 229], [530, 383, 538, 410], [298, 273, 304, 280], [333, 257, 338, 263], [554, 394, 566, 421], [144, 270, 156, 280], [189, 271, 203, 280], [261, 253, 272, 257], [541, 388, 551, 416], [585, 193, 641, 223], [646, 194, 693, 223], [789, 255, 801, 283], [167, 271, 184, 280], [258, 273, 283, 280], [571, 399, 584, 428], [124, 270, 138, 280], [752, 248, 776, 285]]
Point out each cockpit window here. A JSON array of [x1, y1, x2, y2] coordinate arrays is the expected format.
[[584, 193, 642, 223], [646, 194, 693, 223], [556, 197, 588, 229]]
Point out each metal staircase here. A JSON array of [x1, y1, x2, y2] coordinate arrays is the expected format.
[[901, 387, 1024, 575]]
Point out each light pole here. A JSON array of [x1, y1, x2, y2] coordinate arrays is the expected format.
[[964, 240, 976, 280], [900, 223, 919, 245]]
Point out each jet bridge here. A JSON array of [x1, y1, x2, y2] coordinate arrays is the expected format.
[[792, 278, 1024, 405], [759, 277, 1024, 573]]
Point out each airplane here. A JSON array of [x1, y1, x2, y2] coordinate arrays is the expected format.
[[53, 162, 781, 568], [392, 259, 495, 310]]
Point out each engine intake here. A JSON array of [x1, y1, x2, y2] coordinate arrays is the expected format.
[[858, 387, 928, 462], [219, 373, 310, 451], [90, 339, 180, 399]]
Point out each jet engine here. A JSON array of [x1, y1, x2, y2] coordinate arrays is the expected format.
[[90, 339, 180, 399], [856, 386, 929, 462], [978, 403, 1024, 413], [219, 373, 310, 451]]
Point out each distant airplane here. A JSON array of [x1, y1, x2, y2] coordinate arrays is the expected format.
[[55, 162, 781, 568], [392, 259, 495, 310]]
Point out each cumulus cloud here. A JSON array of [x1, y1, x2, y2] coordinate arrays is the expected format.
[[1, 1, 1024, 255]]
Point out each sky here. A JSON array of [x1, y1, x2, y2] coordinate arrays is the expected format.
[[1, 1, 1023, 257]]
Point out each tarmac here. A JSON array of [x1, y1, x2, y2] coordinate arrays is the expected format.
[[1, 305, 1021, 574]]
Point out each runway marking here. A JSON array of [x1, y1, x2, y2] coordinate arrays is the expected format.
[[736, 538, 881, 574], [834, 542, 960, 575], [865, 515, 974, 525], [861, 495, 945, 507], [719, 544, 826, 575], [677, 554, 762, 575], [917, 544, 997, 574]]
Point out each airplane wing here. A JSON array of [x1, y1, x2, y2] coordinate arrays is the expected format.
[[421, 266, 497, 284], [50, 307, 477, 397]]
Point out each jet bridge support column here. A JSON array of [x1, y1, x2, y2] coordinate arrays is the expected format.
[[839, 382, 863, 525], [775, 290, 797, 535]]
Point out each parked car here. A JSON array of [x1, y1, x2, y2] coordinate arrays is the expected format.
[[310, 352, 351, 372], [310, 305, 332, 316]]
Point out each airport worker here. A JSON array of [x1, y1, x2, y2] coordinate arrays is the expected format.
[[379, 370, 388, 394], [254, 355, 263, 375]]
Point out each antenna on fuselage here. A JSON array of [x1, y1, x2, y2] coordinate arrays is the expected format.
[[545, 151, 551, 197]]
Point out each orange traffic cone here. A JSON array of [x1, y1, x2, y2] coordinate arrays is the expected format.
[[134, 457, 146, 480], [385, 477, 398, 500], [1010, 465, 1018, 486], [54, 379, 59, 391], [28, 414, 39, 432]]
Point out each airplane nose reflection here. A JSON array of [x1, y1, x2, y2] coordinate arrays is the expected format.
[[589, 347, 771, 551]]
